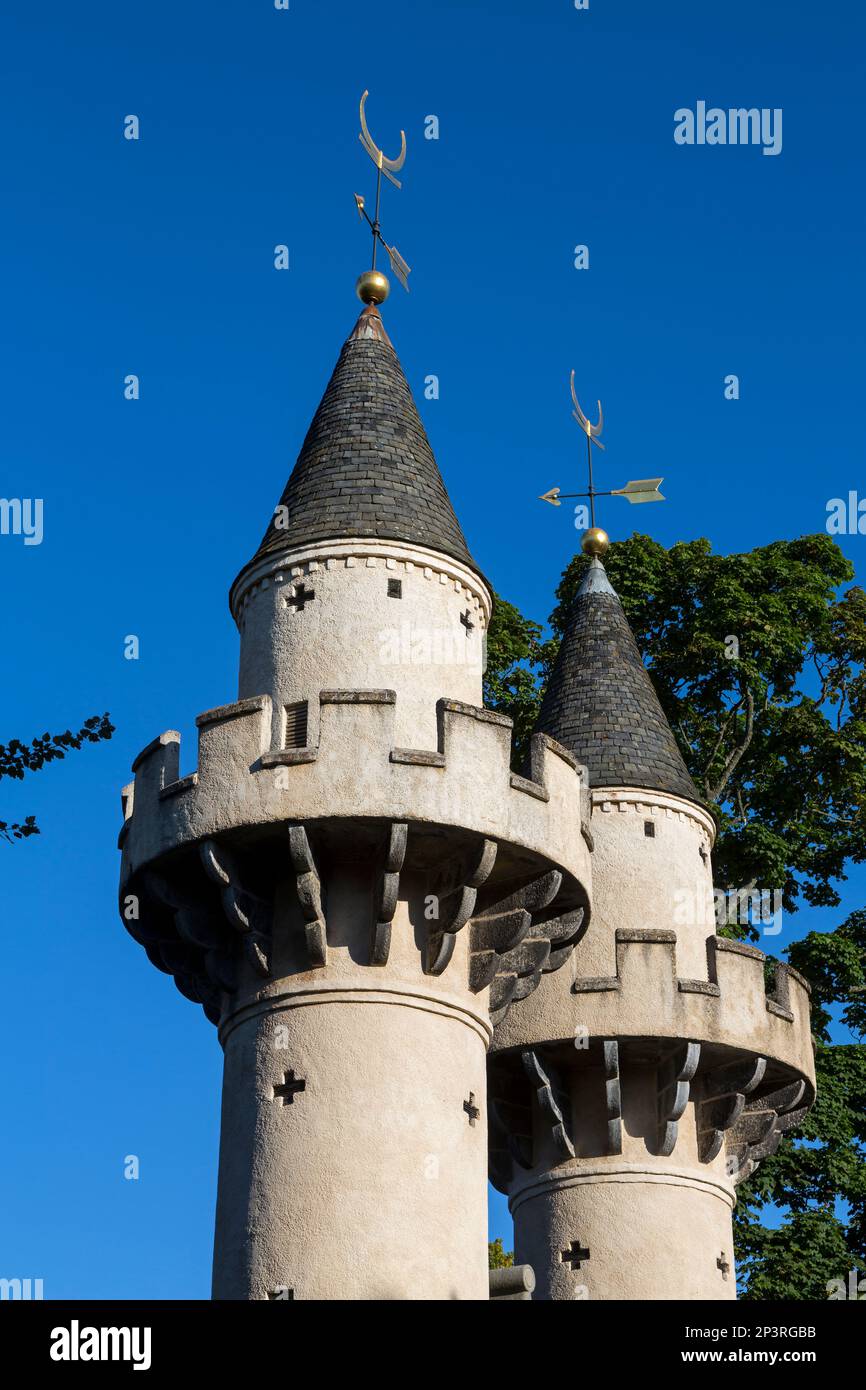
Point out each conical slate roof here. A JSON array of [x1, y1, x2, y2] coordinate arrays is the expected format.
[[535, 557, 701, 803], [245, 303, 477, 573]]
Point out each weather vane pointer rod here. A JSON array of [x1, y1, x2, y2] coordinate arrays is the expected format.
[[538, 372, 666, 554], [354, 90, 412, 305]]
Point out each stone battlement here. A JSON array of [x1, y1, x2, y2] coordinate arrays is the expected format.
[[493, 928, 815, 1088], [119, 691, 592, 895]]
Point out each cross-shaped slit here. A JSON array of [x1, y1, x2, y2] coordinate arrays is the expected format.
[[463, 1093, 480, 1126], [287, 584, 315, 612], [273, 1069, 306, 1105], [561, 1240, 590, 1270]]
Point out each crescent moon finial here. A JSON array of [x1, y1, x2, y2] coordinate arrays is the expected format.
[[355, 90, 411, 297], [359, 89, 407, 175], [569, 371, 604, 443]]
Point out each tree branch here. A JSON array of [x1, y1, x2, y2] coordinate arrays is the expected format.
[[705, 687, 756, 801]]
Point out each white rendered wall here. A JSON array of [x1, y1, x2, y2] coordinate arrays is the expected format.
[[512, 1163, 736, 1301], [580, 788, 717, 983], [211, 883, 490, 1302], [510, 1062, 736, 1301], [233, 539, 491, 752]]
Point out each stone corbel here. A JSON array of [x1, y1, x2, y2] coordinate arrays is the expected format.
[[543, 907, 586, 975], [287, 824, 327, 968], [656, 1041, 701, 1156], [603, 1040, 623, 1155], [426, 838, 498, 976], [468, 871, 584, 1024], [696, 1055, 767, 1163], [371, 822, 408, 966], [488, 1074, 534, 1191], [522, 1049, 575, 1161], [137, 868, 232, 1022], [728, 1078, 809, 1184], [200, 839, 272, 978]]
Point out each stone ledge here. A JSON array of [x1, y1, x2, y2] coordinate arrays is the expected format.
[[572, 977, 622, 994], [160, 773, 199, 799], [531, 732, 579, 772], [196, 696, 269, 728], [320, 689, 396, 705], [714, 936, 766, 962], [437, 698, 511, 728], [618, 928, 677, 944], [261, 749, 318, 767], [766, 1000, 795, 1022], [509, 773, 550, 803], [390, 748, 446, 767]]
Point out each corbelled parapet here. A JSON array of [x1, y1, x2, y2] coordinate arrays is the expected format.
[[485, 555, 816, 1300], [119, 694, 589, 892], [119, 688, 592, 1299], [119, 692, 591, 1026], [488, 876, 815, 1301], [487, 917, 815, 1299], [491, 926, 815, 1183]]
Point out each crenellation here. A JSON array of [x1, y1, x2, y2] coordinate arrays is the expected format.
[[131, 729, 180, 779], [122, 688, 592, 879]]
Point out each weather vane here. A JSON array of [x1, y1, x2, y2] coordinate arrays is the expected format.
[[539, 371, 665, 555], [353, 90, 411, 306]]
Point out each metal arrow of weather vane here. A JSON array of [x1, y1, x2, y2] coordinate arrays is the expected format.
[[539, 371, 665, 540], [353, 90, 411, 305]]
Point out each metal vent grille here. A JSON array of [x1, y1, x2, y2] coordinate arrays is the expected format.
[[284, 701, 309, 749]]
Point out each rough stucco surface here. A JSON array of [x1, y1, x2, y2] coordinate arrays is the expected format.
[[576, 788, 717, 982], [212, 899, 490, 1301], [234, 539, 490, 751], [514, 1169, 736, 1301]]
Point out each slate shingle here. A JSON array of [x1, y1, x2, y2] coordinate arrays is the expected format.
[[535, 561, 702, 804], [246, 303, 477, 572]]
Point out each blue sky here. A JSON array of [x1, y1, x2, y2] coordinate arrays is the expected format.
[[1, 0, 863, 1297]]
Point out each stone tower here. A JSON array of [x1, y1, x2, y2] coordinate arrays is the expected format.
[[118, 300, 592, 1300], [487, 546, 816, 1300]]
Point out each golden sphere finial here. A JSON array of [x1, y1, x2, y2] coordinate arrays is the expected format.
[[581, 526, 610, 557], [356, 269, 391, 305]]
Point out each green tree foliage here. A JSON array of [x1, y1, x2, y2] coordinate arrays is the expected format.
[[488, 1238, 514, 1269], [484, 534, 866, 1296], [483, 594, 552, 768], [0, 714, 114, 842], [734, 913, 866, 1297]]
